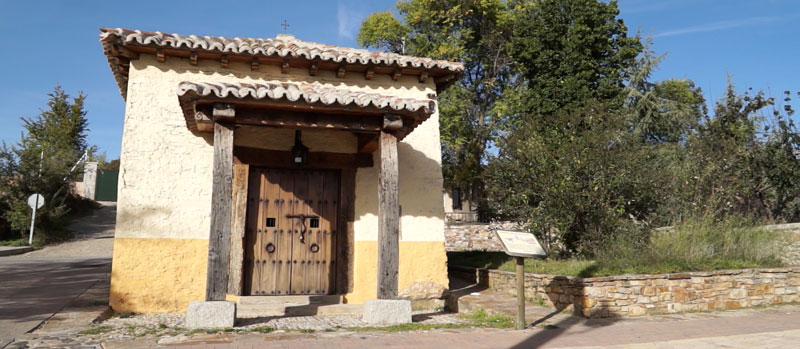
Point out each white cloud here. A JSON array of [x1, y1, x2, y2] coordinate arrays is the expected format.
[[337, 1, 362, 41], [654, 16, 779, 38]]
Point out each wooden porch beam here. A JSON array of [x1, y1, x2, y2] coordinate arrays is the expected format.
[[357, 133, 379, 153], [377, 128, 399, 299], [206, 121, 235, 301], [233, 146, 373, 169], [229, 109, 383, 132]]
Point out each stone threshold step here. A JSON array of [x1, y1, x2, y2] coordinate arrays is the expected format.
[[236, 295, 342, 306], [237, 303, 363, 318]]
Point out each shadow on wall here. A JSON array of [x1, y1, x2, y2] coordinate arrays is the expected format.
[[356, 142, 446, 221]]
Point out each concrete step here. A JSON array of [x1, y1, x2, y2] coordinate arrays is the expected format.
[[237, 295, 342, 306], [235, 295, 358, 318]]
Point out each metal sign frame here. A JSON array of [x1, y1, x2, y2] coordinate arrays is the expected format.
[[495, 230, 547, 258]]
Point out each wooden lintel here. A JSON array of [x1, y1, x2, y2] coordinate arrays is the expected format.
[[337, 63, 346, 78], [220, 54, 229, 68], [195, 111, 214, 132], [357, 133, 379, 153], [419, 70, 429, 83], [382, 114, 403, 132], [156, 49, 165, 62], [251, 57, 259, 71], [206, 122, 234, 301], [377, 130, 399, 299], [233, 109, 382, 132], [392, 67, 402, 81], [281, 59, 290, 74], [190, 51, 198, 66], [233, 146, 373, 169], [309, 61, 319, 76], [213, 103, 236, 122], [365, 66, 375, 80]]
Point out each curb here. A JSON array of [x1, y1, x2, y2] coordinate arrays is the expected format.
[[0, 247, 33, 257]]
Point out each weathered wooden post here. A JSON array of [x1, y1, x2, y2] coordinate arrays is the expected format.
[[495, 230, 547, 330], [516, 256, 525, 330]]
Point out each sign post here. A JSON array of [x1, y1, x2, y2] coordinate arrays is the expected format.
[[27, 193, 45, 245], [494, 230, 546, 330]]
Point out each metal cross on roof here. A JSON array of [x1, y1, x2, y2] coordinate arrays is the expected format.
[[281, 20, 290, 33]]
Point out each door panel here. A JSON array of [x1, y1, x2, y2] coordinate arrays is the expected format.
[[245, 168, 338, 296]]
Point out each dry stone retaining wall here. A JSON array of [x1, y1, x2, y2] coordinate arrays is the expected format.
[[451, 266, 800, 318]]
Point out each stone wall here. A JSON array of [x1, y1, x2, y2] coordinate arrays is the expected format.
[[450, 266, 800, 318], [444, 221, 521, 252]]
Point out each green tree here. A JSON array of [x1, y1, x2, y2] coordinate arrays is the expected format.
[[0, 85, 94, 242], [359, 0, 516, 212], [510, 0, 642, 121]]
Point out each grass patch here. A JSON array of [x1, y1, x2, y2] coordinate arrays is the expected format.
[[341, 309, 514, 333], [591, 215, 789, 276], [448, 251, 594, 276], [449, 216, 788, 277], [0, 238, 29, 247], [79, 325, 112, 335], [462, 309, 515, 328], [249, 326, 276, 333]]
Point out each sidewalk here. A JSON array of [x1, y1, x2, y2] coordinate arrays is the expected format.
[[173, 306, 800, 348]]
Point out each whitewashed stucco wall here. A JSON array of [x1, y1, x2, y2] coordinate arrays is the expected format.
[[117, 54, 446, 243]]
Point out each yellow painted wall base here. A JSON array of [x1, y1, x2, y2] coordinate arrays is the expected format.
[[110, 238, 447, 312], [344, 241, 449, 304], [110, 237, 208, 313]]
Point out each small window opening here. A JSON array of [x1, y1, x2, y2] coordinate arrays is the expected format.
[[266, 218, 276, 227], [309, 218, 320, 228]]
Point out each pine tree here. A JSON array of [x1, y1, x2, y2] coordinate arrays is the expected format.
[[0, 85, 94, 241]]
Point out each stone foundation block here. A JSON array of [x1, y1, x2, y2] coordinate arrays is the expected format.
[[186, 301, 236, 329], [363, 299, 412, 325]]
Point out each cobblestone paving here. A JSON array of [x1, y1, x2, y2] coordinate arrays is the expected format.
[[6, 310, 468, 348]]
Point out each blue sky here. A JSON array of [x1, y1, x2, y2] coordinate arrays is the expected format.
[[0, 0, 798, 159]]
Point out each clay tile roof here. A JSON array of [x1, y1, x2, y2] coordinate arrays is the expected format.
[[99, 28, 464, 99], [176, 81, 436, 137], [177, 81, 436, 116]]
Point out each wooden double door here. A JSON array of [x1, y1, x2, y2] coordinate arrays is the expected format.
[[244, 168, 339, 296]]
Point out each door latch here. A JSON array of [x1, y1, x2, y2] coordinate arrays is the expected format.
[[286, 214, 319, 244]]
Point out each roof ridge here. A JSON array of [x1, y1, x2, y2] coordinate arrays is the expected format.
[[99, 27, 463, 69]]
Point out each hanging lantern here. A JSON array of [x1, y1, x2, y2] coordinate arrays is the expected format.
[[291, 130, 309, 166]]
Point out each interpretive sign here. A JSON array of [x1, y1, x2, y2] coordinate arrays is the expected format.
[[495, 230, 546, 258], [494, 229, 546, 330]]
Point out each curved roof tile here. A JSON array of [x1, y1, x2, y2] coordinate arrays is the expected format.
[[177, 81, 436, 116]]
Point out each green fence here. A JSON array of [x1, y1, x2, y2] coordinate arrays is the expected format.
[[95, 169, 119, 202]]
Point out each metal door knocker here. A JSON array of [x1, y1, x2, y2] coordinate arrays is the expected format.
[[310, 243, 319, 253], [265, 243, 276, 253], [286, 214, 319, 244]]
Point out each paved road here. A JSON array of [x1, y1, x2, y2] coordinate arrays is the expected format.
[[0, 203, 114, 348]]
